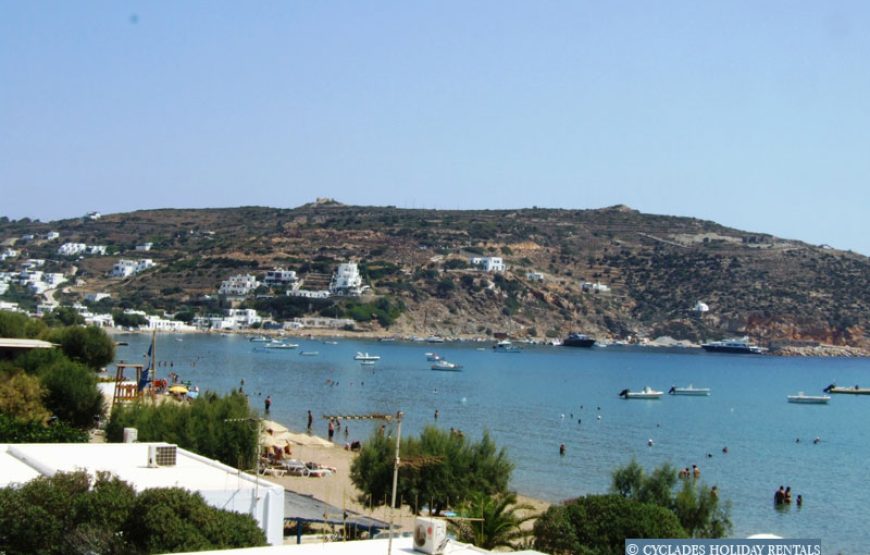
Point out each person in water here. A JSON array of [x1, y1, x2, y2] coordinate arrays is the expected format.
[[784, 486, 792, 504], [264, 396, 271, 412], [774, 486, 785, 505], [559, 443, 566, 456]]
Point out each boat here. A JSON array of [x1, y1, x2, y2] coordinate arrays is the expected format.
[[249, 336, 270, 343], [492, 340, 522, 353], [562, 333, 596, 348], [431, 359, 462, 371], [299, 351, 319, 356], [788, 392, 831, 404], [823, 383, 870, 395], [264, 342, 299, 349], [359, 360, 377, 366], [701, 336, 763, 354], [426, 335, 446, 343], [619, 386, 663, 399], [425, 352, 442, 361], [353, 352, 381, 361], [668, 385, 711, 396]]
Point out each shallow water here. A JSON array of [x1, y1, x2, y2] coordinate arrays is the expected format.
[[114, 334, 870, 553]]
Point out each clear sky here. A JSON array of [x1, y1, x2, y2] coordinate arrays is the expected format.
[[2, 2, 869, 254]]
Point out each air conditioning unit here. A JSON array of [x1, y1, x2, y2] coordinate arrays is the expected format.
[[413, 517, 447, 555], [147, 445, 177, 468]]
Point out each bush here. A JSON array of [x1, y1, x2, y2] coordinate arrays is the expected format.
[[39, 360, 105, 428], [46, 326, 115, 370], [0, 413, 88, 443]]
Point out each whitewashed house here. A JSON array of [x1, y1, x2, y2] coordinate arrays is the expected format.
[[85, 211, 101, 220], [582, 282, 610, 294], [329, 262, 364, 296], [470, 256, 505, 273], [219, 274, 260, 297], [88, 245, 108, 256], [227, 308, 262, 327], [112, 260, 138, 278], [263, 268, 298, 286], [0, 248, 18, 261], [526, 271, 544, 282], [136, 242, 153, 252], [58, 242, 87, 256], [22, 259, 45, 268], [45, 231, 60, 241], [136, 259, 155, 272], [85, 292, 111, 303]]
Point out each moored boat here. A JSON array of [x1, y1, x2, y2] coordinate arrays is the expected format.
[[431, 359, 462, 371], [701, 336, 763, 354], [425, 352, 442, 362], [562, 333, 596, 348], [668, 385, 711, 396], [619, 386, 663, 399], [299, 351, 319, 356], [264, 342, 299, 349], [788, 392, 831, 404], [354, 352, 381, 361], [492, 340, 521, 353], [823, 383, 870, 395], [249, 336, 270, 343]]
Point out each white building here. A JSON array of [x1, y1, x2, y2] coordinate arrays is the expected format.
[[263, 268, 298, 286], [526, 271, 544, 282], [45, 231, 60, 241], [0, 442, 284, 546], [88, 245, 108, 256], [20, 234, 35, 241], [136, 259, 155, 272], [85, 211, 102, 220], [144, 315, 193, 332], [193, 316, 238, 331], [0, 282, 9, 295], [582, 282, 610, 294], [227, 308, 262, 327], [85, 292, 111, 303], [287, 289, 330, 299], [693, 301, 710, 314], [58, 242, 87, 256], [329, 262, 363, 296], [136, 242, 153, 251], [22, 258, 45, 268], [112, 260, 138, 277], [469, 257, 505, 273], [219, 274, 260, 297], [0, 248, 19, 260]]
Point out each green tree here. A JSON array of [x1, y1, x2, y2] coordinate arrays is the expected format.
[[350, 426, 513, 516], [43, 306, 85, 327], [0, 310, 46, 338], [0, 369, 50, 423], [451, 491, 536, 550], [106, 391, 257, 469], [112, 310, 148, 329], [611, 459, 731, 538], [47, 326, 116, 370], [533, 495, 687, 555], [39, 359, 105, 428]]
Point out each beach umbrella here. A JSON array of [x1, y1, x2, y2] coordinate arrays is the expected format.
[[168, 384, 188, 394]]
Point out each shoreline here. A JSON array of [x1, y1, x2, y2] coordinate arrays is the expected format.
[[107, 327, 870, 357]]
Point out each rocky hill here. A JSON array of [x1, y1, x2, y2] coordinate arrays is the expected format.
[[1, 203, 868, 349]]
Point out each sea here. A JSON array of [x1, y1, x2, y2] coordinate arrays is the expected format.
[[113, 333, 870, 553]]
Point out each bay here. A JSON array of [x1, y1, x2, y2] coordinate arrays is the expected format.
[[113, 333, 870, 553]]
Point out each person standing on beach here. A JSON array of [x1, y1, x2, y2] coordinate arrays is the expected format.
[[264, 396, 271, 413], [307, 410, 313, 431], [328, 418, 335, 442]]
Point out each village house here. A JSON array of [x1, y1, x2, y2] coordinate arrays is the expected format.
[[469, 256, 506, 272], [263, 268, 298, 287], [57, 242, 87, 256], [329, 262, 364, 296], [219, 274, 260, 297]]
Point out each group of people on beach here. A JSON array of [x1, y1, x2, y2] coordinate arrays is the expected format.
[[774, 485, 802, 507]]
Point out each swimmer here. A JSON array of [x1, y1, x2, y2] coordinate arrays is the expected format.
[[647, 438, 654, 447], [559, 443, 566, 456]]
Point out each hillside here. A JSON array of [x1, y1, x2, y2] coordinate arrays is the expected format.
[[2, 203, 868, 350]]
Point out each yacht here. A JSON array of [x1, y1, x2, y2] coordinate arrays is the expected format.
[[787, 392, 831, 404], [619, 386, 663, 399], [668, 385, 711, 396], [492, 340, 521, 353], [353, 352, 381, 361], [562, 333, 596, 348], [431, 359, 462, 371], [701, 336, 763, 354]]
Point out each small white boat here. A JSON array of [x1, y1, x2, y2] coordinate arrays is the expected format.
[[492, 340, 521, 353], [425, 352, 442, 362], [788, 392, 831, 404], [668, 385, 711, 396], [431, 359, 462, 371], [299, 351, 319, 356], [249, 336, 270, 343], [426, 336, 446, 343], [264, 342, 299, 349], [354, 352, 381, 361], [619, 386, 663, 399]]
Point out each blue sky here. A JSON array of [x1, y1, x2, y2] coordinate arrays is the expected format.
[[2, 2, 869, 254]]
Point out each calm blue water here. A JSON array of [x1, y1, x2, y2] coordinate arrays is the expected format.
[[114, 334, 870, 553]]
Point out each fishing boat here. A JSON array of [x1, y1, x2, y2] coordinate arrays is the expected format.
[[823, 384, 870, 395], [492, 340, 521, 353], [353, 352, 381, 361], [668, 385, 711, 396], [619, 386, 663, 399], [788, 393, 831, 404], [431, 359, 462, 371]]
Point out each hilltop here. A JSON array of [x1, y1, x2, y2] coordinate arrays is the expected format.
[[1, 203, 868, 350]]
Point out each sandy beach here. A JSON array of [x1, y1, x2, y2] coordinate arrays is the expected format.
[[260, 426, 550, 537]]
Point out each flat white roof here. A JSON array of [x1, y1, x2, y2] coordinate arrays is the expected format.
[[0, 443, 279, 493], [0, 338, 56, 349], [176, 537, 505, 554]]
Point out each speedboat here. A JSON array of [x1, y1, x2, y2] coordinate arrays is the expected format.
[[264, 342, 299, 349], [823, 383, 870, 395], [668, 385, 711, 396], [431, 359, 462, 371], [354, 352, 381, 361], [425, 352, 442, 361], [701, 337, 763, 354], [492, 340, 521, 353], [562, 333, 596, 348], [299, 351, 319, 356], [619, 386, 663, 399], [249, 336, 270, 343], [426, 336, 446, 343], [788, 392, 831, 404]]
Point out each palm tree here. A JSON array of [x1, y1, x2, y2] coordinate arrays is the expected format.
[[450, 491, 538, 550]]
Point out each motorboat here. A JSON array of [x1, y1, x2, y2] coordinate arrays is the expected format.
[[249, 336, 270, 343], [492, 340, 521, 353], [619, 386, 663, 399], [264, 342, 299, 349], [354, 352, 380, 361], [823, 383, 870, 395], [562, 333, 596, 348], [668, 385, 711, 396], [299, 351, 319, 356], [425, 352, 442, 361], [425, 336, 446, 343], [701, 336, 763, 354], [431, 359, 462, 371], [788, 393, 831, 404]]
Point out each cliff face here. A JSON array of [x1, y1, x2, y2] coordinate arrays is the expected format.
[[2, 204, 868, 348]]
